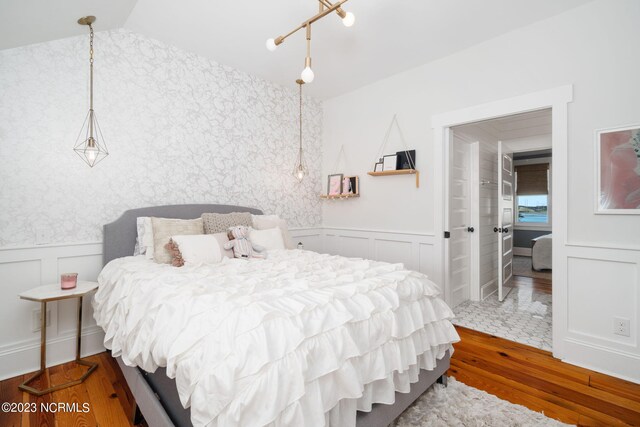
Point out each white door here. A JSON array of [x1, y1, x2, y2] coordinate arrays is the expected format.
[[497, 141, 514, 301], [448, 135, 473, 307]]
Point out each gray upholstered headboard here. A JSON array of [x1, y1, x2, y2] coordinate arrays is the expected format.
[[103, 204, 263, 266]]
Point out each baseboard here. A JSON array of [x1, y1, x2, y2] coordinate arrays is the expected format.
[[513, 247, 532, 256], [0, 327, 106, 381], [563, 338, 640, 384], [481, 279, 498, 300]]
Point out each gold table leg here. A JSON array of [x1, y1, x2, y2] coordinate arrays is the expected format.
[[19, 296, 98, 396]]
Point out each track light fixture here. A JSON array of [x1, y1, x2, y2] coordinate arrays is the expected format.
[[266, 0, 354, 83]]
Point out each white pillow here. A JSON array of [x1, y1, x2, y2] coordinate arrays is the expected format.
[[249, 227, 285, 251], [133, 217, 155, 258], [212, 232, 234, 259], [171, 234, 223, 265], [252, 215, 295, 249]]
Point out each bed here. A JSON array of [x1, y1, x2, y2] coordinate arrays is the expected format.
[[94, 204, 458, 427], [531, 233, 552, 271]]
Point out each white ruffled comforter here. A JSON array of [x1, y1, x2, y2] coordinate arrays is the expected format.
[[93, 250, 459, 427]]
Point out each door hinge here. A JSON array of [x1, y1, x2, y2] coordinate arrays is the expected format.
[[444, 231, 450, 239]]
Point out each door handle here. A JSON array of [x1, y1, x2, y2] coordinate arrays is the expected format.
[[503, 227, 509, 233], [494, 227, 501, 233], [467, 226, 475, 233]]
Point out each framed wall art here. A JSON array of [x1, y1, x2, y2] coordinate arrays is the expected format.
[[596, 124, 640, 214], [327, 173, 343, 196]]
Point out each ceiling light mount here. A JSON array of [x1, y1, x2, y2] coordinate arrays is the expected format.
[[77, 16, 96, 26], [266, 0, 354, 82]]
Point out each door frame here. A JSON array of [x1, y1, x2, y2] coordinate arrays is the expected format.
[[432, 85, 573, 358]]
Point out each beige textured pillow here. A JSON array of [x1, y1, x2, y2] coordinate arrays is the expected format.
[[151, 217, 204, 264], [202, 212, 253, 234]]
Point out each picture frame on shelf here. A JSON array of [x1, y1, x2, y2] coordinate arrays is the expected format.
[[396, 149, 416, 170], [327, 173, 343, 196], [382, 154, 397, 171], [373, 162, 383, 172], [595, 124, 640, 214], [342, 176, 359, 195]]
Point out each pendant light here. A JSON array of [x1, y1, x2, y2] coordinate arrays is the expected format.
[[73, 16, 108, 167], [266, 0, 355, 83], [293, 79, 308, 182]]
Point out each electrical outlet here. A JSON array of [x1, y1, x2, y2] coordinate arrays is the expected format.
[[32, 308, 51, 332], [613, 317, 630, 337]]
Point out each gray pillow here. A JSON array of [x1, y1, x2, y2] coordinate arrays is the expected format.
[[202, 212, 253, 234]]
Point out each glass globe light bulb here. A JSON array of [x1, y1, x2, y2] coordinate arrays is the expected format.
[[301, 66, 314, 83], [266, 38, 277, 51], [342, 12, 355, 27]]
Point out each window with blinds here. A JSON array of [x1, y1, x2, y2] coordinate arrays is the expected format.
[[516, 163, 550, 224], [515, 163, 549, 195]]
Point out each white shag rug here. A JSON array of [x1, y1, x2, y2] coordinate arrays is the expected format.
[[393, 377, 571, 427]]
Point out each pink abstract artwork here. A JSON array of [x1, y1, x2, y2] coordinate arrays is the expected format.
[[599, 126, 640, 211]]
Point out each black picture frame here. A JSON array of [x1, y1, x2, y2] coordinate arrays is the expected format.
[[374, 162, 383, 172], [396, 149, 416, 170]]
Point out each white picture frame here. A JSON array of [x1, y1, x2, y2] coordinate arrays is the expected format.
[[382, 154, 397, 171]]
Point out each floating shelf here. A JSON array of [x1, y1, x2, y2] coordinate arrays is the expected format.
[[367, 169, 420, 188], [320, 193, 361, 200]]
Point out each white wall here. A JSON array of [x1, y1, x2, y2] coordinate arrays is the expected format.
[[322, 0, 640, 382], [0, 29, 323, 379]]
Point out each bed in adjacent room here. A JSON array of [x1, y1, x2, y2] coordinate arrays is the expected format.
[[531, 233, 552, 271], [93, 204, 459, 427]]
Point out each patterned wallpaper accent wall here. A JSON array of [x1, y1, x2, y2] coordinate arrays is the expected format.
[[0, 29, 322, 247]]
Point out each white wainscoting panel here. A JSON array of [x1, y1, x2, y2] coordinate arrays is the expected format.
[[323, 227, 438, 288], [563, 244, 640, 383], [289, 228, 323, 253]]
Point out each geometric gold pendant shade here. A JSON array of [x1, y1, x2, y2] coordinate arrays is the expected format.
[[73, 16, 108, 167]]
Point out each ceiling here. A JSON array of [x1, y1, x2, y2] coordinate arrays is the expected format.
[[459, 109, 553, 141], [0, 0, 137, 50], [1, 0, 592, 99]]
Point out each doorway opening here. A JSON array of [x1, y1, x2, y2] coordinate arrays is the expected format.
[[447, 109, 553, 351]]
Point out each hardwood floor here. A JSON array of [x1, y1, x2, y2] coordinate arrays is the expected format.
[[1, 331, 638, 426], [0, 352, 138, 427], [450, 326, 640, 426]]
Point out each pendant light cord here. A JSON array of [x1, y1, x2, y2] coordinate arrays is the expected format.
[[88, 23, 94, 139], [299, 82, 303, 158]]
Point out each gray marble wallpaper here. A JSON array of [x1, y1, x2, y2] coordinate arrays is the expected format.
[[0, 29, 322, 247]]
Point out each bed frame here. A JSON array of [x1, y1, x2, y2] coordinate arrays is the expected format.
[[102, 204, 450, 427]]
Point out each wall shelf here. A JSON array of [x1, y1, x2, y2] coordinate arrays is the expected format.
[[320, 193, 360, 200], [367, 169, 420, 188]]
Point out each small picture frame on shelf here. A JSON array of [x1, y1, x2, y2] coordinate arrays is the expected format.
[[327, 173, 343, 196], [374, 162, 383, 172], [396, 149, 416, 170], [382, 154, 397, 171], [342, 176, 359, 195]]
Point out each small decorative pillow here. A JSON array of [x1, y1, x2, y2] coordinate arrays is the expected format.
[[165, 239, 185, 267], [249, 227, 285, 251], [151, 217, 204, 264], [168, 234, 223, 265], [252, 214, 295, 249], [202, 212, 253, 235]]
